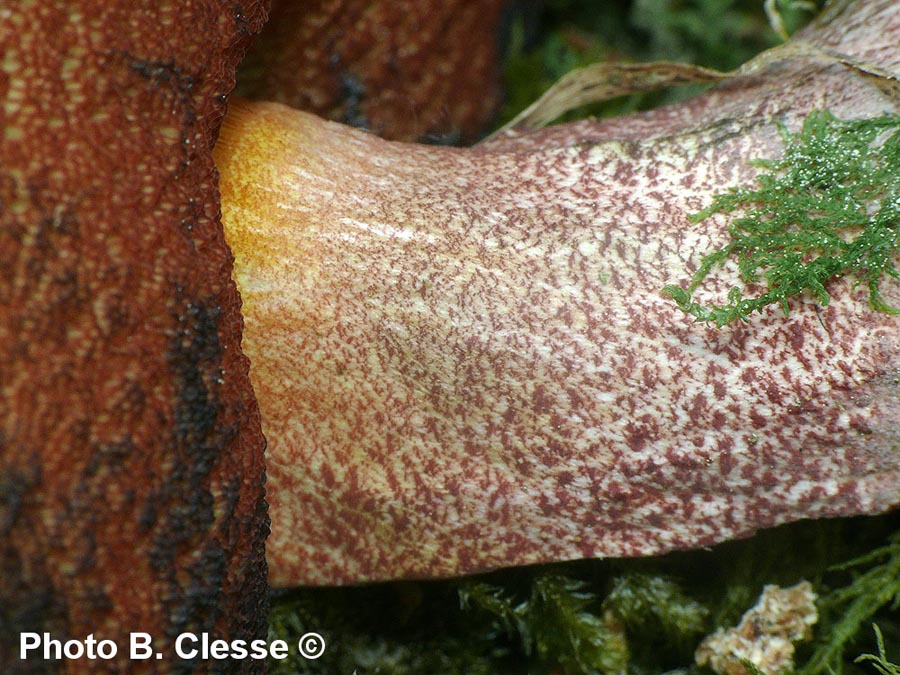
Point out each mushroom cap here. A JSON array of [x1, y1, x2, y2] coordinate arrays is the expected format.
[[1, 1, 269, 669], [236, 0, 510, 142]]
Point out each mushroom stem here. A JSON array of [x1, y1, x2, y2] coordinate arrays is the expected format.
[[216, 39, 900, 586]]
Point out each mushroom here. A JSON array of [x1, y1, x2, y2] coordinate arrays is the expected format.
[[3, 1, 899, 673], [214, 0, 900, 586]]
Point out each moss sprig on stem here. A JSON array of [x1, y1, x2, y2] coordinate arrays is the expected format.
[[664, 110, 900, 326]]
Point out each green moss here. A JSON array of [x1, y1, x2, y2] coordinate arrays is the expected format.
[[461, 574, 629, 674], [265, 515, 900, 674], [603, 573, 709, 659], [802, 532, 900, 674], [856, 625, 900, 675], [266, 582, 513, 674], [664, 110, 900, 326]]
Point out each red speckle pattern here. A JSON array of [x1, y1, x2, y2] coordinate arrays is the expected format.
[[218, 0, 900, 585]]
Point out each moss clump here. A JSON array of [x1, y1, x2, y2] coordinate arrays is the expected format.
[[664, 110, 900, 326], [856, 625, 900, 675], [265, 515, 900, 674], [802, 531, 900, 674], [461, 574, 629, 674], [604, 573, 709, 659], [266, 582, 511, 674]]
